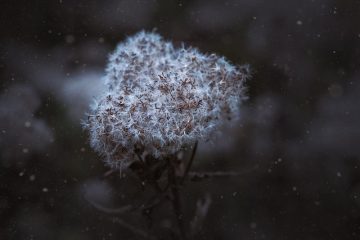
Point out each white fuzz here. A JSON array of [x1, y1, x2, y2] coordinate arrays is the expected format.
[[84, 31, 249, 169]]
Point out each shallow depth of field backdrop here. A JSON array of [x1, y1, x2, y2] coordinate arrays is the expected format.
[[1, 0, 360, 239]]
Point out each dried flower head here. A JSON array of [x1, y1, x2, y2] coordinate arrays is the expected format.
[[84, 31, 249, 169]]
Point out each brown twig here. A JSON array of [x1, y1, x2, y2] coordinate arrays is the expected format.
[[90, 144, 207, 239]]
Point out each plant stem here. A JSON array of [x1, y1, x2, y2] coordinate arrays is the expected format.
[[181, 141, 198, 185], [169, 161, 187, 240]]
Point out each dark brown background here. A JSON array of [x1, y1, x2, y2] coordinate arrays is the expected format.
[[1, 0, 360, 239]]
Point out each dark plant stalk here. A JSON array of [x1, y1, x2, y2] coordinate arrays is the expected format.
[[181, 141, 198, 185], [168, 159, 187, 240], [112, 217, 156, 240]]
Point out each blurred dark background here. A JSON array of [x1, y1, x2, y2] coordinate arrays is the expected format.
[[1, 0, 360, 239]]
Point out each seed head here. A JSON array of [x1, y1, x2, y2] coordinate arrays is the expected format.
[[84, 31, 249, 169]]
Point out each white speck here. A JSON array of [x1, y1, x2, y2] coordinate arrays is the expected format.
[[22, 148, 29, 154], [232, 191, 238, 197], [277, 158, 282, 163], [250, 222, 257, 229], [24, 121, 31, 128], [29, 175, 36, 181], [252, 16, 257, 20], [42, 188, 49, 192], [332, 50, 336, 54], [80, 147, 86, 152], [19, 172, 25, 177], [268, 168, 272, 173], [65, 35, 75, 44], [328, 83, 343, 97], [292, 186, 297, 191], [296, 20, 303, 26], [336, 172, 342, 177], [98, 37, 105, 43], [333, 7, 337, 14]]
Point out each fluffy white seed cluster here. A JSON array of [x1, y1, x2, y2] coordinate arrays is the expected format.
[[84, 31, 249, 169]]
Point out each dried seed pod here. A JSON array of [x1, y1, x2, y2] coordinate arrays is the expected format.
[[83, 31, 250, 170]]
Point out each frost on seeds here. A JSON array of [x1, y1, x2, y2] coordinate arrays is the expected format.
[[83, 31, 250, 169]]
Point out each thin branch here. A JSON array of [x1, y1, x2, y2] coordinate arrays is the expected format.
[[112, 217, 156, 240], [181, 141, 198, 184], [169, 160, 187, 240], [135, 151, 144, 162], [190, 171, 242, 177], [141, 184, 170, 213], [103, 169, 115, 178], [190, 194, 212, 237], [86, 197, 134, 214], [171, 182, 186, 240], [188, 168, 257, 181]]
